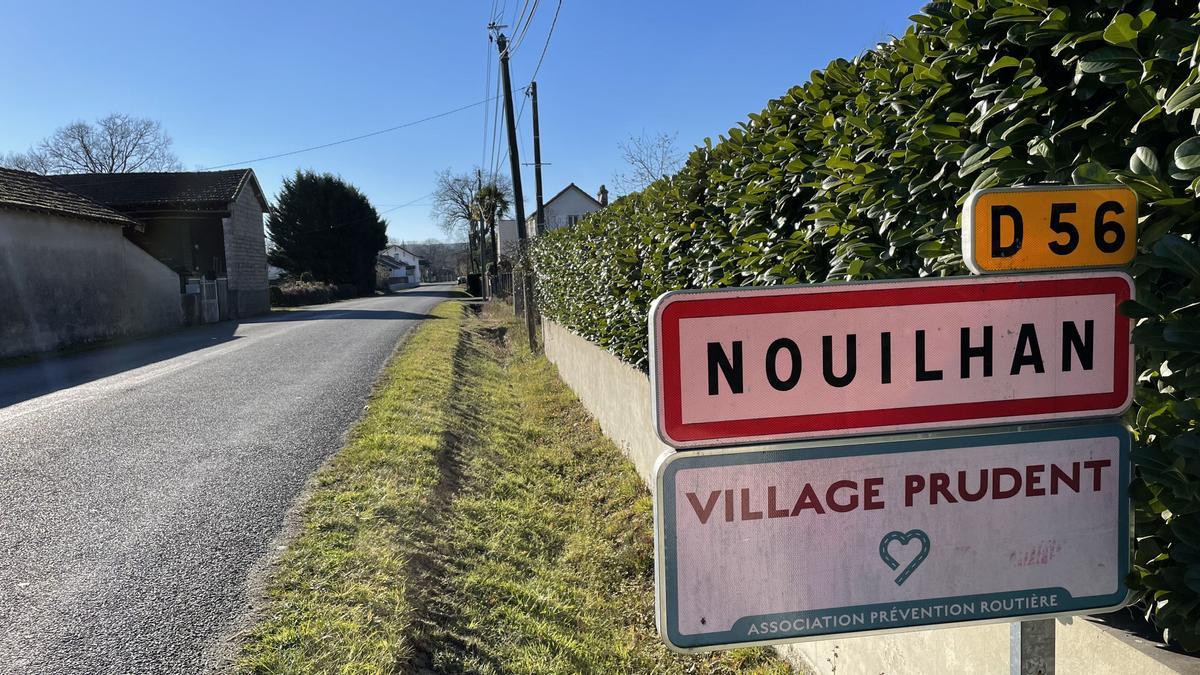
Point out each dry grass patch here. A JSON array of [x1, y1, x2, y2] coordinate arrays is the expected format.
[[239, 300, 796, 674]]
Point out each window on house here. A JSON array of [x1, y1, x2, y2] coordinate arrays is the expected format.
[[567, 215, 580, 226]]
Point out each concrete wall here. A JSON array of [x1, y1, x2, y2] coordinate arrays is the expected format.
[[221, 185, 269, 318], [0, 210, 183, 359], [497, 218, 520, 258], [541, 317, 1199, 675]]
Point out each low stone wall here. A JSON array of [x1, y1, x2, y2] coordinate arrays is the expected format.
[[542, 318, 1196, 675]]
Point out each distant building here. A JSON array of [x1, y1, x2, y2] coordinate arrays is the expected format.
[[379, 244, 422, 290], [497, 183, 607, 257]]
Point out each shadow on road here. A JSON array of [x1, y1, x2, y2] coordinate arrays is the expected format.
[[0, 322, 242, 410], [0, 287, 462, 411], [246, 309, 441, 323], [387, 289, 468, 298]]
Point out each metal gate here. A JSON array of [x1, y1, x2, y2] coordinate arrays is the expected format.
[[200, 280, 220, 323]]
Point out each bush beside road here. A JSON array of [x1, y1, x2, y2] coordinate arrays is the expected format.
[[530, 0, 1200, 650], [269, 279, 360, 307], [238, 300, 793, 673]]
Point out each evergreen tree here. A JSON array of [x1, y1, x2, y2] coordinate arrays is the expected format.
[[267, 170, 388, 295]]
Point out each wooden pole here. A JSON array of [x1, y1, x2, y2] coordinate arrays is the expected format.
[[530, 81, 546, 236], [496, 32, 538, 351]]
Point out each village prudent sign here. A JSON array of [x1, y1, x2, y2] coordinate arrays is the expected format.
[[653, 422, 1131, 652], [649, 271, 1134, 449]]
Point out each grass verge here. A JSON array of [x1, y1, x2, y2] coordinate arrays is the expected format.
[[238, 300, 794, 674]]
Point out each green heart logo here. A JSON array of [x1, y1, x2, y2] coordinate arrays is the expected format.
[[879, 529, 930, 586]]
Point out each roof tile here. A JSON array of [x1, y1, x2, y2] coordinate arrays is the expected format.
[[0, 168, 137, 226], [49, 170, 254, 211]]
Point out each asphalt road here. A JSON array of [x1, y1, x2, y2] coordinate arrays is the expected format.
[[0, 285, 459, 673]]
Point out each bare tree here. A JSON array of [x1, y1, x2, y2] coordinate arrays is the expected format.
[[611, 131, 683, 195], [430, 168, 512, 275], [396, 239, 471, 280], [1, 114, 182, 174], [431, 169, 478, 240]]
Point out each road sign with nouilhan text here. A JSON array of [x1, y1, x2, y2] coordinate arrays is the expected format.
[[649, 271, 1134, 449], [653, 422, 1131, 652]]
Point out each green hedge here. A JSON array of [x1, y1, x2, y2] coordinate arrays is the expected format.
[[531, 0, 1200, 650]]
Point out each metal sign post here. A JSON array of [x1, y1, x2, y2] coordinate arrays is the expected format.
[[1011, 618, 1055, 675]]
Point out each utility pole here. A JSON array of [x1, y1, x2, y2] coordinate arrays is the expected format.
[[529, 81, 546, 236], [495, 31, 538, 351], [474, 168, 488, 300]]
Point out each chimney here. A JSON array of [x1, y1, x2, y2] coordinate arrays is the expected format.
[[598, 184, 609, 207]]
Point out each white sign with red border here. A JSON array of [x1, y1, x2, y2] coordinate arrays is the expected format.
[[649, 271, 1134, 449]]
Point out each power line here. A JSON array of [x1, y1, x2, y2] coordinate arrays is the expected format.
[[510, 0, 540, 53], [495, 0, 560, 176], [489, 67, 505, 181], [495, 93, 529, 173], [481, 26, 494, 174], [511, 0, 533, 41], [380, 192, 433, 215], [202, 97, 499, 170], [277, 191, 432, 236], [378, 193, 434, 211], [528, 0, 562, 83]]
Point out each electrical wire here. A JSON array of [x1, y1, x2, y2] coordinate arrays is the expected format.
[[481, 28, 494, 174], [498, 0, 560, 171], [489, 67, 505, 182], [528, 0, 561, 84], [202, 97, 498, 170], [268, 192, 432, 239], [511, 0, 533, 40], [510, 0, 540, 53]]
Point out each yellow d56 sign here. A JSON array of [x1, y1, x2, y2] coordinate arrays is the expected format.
[[962, 184, 1137, 273]]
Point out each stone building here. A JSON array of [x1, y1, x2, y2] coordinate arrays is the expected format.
[[52, 169, 271, 318]]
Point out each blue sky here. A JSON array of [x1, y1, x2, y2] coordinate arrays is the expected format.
[[1, 1, 922, 242]]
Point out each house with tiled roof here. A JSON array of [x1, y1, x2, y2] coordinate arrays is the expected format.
[[378, 244, 424, 290], [0, 168, 183, 358], [496, 183, 607, 257], [52, 169, 271, 318]]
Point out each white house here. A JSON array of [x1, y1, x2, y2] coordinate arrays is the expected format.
[[497, 183, 607, 257], [379, 244, 423, 290]]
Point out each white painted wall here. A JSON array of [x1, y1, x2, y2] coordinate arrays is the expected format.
[[540, 186, 602, 232], [497, 219, 521, 258], [0, 210, 182, 358]]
